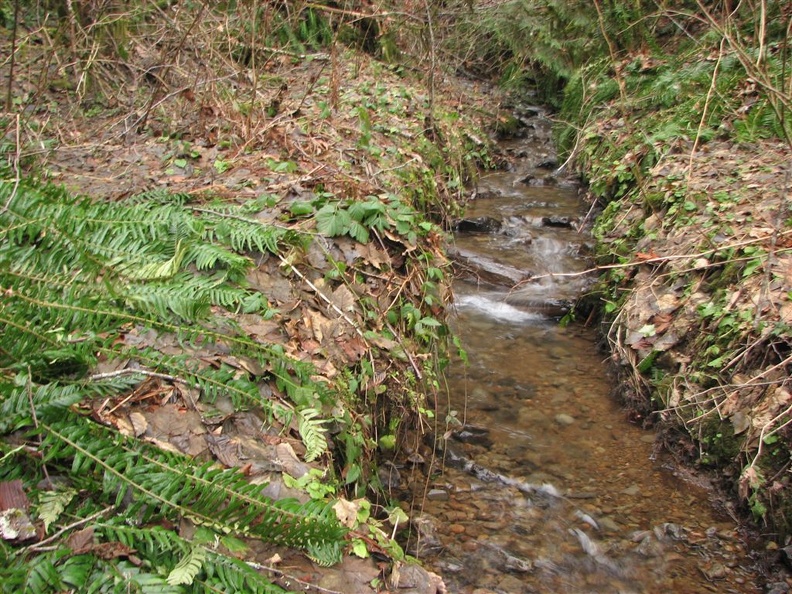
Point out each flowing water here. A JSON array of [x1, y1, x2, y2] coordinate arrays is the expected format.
[[400, 111, 765, 593]]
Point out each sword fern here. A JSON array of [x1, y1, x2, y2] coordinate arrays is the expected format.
[[0, 171, 349, 590]]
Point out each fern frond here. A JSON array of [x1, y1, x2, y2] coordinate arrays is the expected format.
[[41, 413, 348, 551], [0, 171, 352, 587], [298, 407, 329, 462], [167, 545, 207, 586], [98, 523, 287, 593]]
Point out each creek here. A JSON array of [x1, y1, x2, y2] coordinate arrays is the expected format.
[[399, 108, 764, 593]]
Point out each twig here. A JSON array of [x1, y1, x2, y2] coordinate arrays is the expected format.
[[0, 114, 22, 215], [688, 37, 725, 186], [4, 0, 19, 111], [24, 506, 114, 553], [277, 253, 365, 339], [386, 321, 423, 380], [138, 1, 207, 131], [245, 560, 343, 594], [89, 367, 194, 386], [513, 231, 792, 286], [747, 400, 792, 473], [373, 156, 420, 177]]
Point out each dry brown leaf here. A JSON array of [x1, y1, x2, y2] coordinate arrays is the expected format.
[[751, 387, 792, 432], [651, 312, 674, 334], [307, 310, 331, 343], [739, 466, 763, 501], [338, 336, 367, 362], [67, 526, 95, 553], [129, 412, 148, 437], [0, 481, 29, 512], [115, 415, 135, 437], [332, 497, 361, 528], [330, 284, 356, 313], [205, 434, 241, 467]]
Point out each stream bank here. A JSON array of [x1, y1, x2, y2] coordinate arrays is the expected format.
[[554, 12, 792, 553]]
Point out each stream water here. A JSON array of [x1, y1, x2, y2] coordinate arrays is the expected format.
[[401, 110, 765, 593]]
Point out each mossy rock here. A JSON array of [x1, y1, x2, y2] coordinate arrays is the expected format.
[[494, 113, 522, 138]]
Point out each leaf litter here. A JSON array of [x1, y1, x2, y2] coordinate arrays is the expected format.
[[0, 5, 498, 590]]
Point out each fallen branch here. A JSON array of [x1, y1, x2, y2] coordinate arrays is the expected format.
[[513, 231, 792, 286]]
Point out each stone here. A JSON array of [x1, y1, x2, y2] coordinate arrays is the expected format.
[[427, 488, 449, 501], [542, 215, 576, 228], [392, 563, 447, 594], [554, 413, 575, 426], [454, 216, 502, 234], [622, 484, 640, 496]]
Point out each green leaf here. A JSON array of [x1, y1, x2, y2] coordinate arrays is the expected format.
[[289, 201, 314, 216], [351, 538, 369, 558], [347, 220, 370, 243], [315, 204, 351, 237], [637, 323, 656, 337], [387, 506, 409, 526], [378, 435, 396, 450]]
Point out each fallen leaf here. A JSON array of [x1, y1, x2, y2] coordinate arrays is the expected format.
[[338, 336, 367, 362], [0, 509, 37, 542], [0, 481, 29, 511], [635, 250, 660, 261], [739, 466, 763, 500], [205, 434, 241, 467], [129, 412, 148, 437], [333, 498, 361, 528], [651, 312, 674, 334], [330, 284, 356, 313], [67, 526, 95, 553]]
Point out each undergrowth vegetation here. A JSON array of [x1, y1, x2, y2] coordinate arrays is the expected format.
[[552, 1, 792, 537], [0, 1, 496, 591], [6, 0, 790, 585]]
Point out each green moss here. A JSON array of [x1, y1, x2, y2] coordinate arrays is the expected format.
[[698, 420, 741, 468]]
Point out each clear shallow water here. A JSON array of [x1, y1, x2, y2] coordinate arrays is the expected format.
[[399, 145, 763, 593]]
